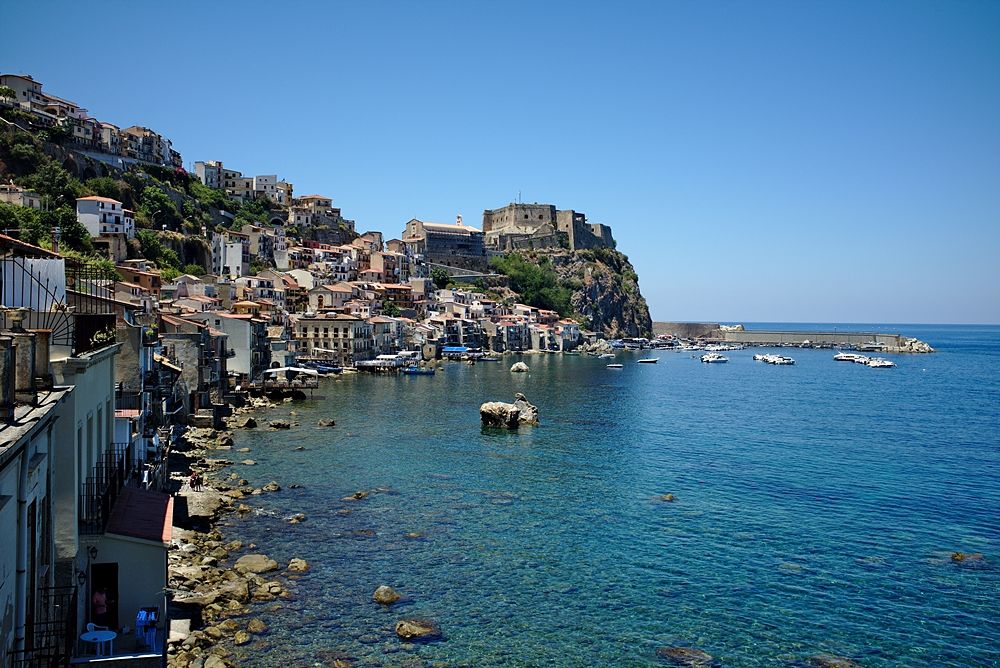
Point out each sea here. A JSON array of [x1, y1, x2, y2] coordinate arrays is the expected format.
[[215, 324, 1000, 667]]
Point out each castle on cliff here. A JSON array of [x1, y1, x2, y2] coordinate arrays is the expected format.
[[481, 202, 615, 252]]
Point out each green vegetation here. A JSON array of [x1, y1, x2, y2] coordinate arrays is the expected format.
[[234, 198, 274, 228], [430, 267, 450, 289], [382, 302, 401, 317], [136, 229, 180, 271], [0, 86, 15, 100], [0, 202, 91, 252], [182, 263, 206, 276], [490, 253, 574, 316]]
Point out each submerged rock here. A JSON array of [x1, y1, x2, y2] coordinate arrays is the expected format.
[[510, 361, 529, 373], [656, 646, 717, 667], [373, 585, 401, 605], [806, 655, 862, 668], [657, 493, 676, 502], [269, 420, 291, 429], [247, 618, 269, 634], [234, 416, 257, 429], [951, 552, 990, 568], [394, 618, 441, 641], [317, 418, 336, 427]]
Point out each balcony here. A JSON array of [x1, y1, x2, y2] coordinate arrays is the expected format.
[[79, 443, 138, 535], [8, 586, 77, 667]]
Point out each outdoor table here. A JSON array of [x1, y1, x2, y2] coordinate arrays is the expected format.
[[81, 629, 116, 656]]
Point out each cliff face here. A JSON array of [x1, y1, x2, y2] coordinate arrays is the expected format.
[[543, 248, 653, 338]]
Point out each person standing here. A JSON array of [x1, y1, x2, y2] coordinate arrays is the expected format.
[[91, 587, 109, 626]]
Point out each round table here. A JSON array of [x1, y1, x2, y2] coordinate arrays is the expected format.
[[81, 629, 116, 656]]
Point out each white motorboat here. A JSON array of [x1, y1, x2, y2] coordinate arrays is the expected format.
[[834, 352, 866, 362], [867, 357, 896, 368], [606, 363, 624, 369], [637, 358, 659, 364], [701, 353, 728, 363]]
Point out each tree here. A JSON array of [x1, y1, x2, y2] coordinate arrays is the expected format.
[[0, 86, 15, 100], [138, 185, 180, 230], [430, 267, 450, 289], [182, 263, 205, 276], [383, 302, 401, 317], [85, 176, 130, 207], [44, 206, 92, 252], [22, 162, 83, 208], [136, 229, 179, 269], [490, 253, 574, 316]]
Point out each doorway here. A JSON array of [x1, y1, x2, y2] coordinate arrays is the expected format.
[[90, 562, 119, 630]]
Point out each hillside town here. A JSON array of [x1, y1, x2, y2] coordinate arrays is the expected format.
[[0, 73, 632, 665]]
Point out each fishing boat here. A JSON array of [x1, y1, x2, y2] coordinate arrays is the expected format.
[[606, 363, 624, 369], [637, 358, 659, 364], [401, 366, 435, 375]]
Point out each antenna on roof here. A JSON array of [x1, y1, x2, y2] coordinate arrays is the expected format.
[[517, 190, 521, 204]]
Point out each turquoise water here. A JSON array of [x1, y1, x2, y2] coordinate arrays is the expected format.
[[218, 325, 1000, 667]]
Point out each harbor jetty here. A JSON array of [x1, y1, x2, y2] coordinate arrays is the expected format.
[[653, 322, 934, 353]]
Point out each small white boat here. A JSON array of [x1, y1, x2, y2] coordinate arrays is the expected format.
[[701, 353, 728, 363], [599, 353, 615, 359], [637, 358, 659, 364], [606, 363, 624, 369], [834, 352, 866, 362], [867, 357, 896, 368]]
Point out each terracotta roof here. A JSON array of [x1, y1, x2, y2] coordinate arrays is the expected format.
[[77, 195, 121, 203], [105, 487, 173, 544], [0, 231, 65, 259]]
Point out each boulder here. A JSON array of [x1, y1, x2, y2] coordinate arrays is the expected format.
[[247, 618, 268, 634], [480, 401, 520, 429], [394, 618, 441, 641], [269, 420, 291, 429], [480, 393, 539, 428], [656, 647, 717, 667], [951, 552, 990, 568], [512, 393, 539, 424], [510, 361, 529, 373], [233, 630, 251, 645], [234, 554, 278, 574], [234, 416, 257, 429], [287, 558, 310, 573], [657, 493, 676, 502], [263, 481, 281, 492], [288, 513, 307, 524], [317, 418, 336, 427], [373, 585, 401, 605]]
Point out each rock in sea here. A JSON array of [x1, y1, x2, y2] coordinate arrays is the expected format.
[[233, 554, 278, 574], [394, 618, 441, 641], [656, 646, 718, 667], [373, 585, 401, 605], [806, 654, 862, 668], [269, 420, 291, 429], [480, 393, 540, 428], [510, 361, 529, 373], [317, 418, 336, 427]]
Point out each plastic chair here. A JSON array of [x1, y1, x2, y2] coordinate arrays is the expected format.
[[85, 623, 112, 656]]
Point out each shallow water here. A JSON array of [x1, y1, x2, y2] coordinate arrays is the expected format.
[[217, 324, 1000, 667]]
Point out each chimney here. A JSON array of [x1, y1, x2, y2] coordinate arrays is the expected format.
[[29, 329, 53, 389], [0, 337, 14, 422], [12, 331, 37, 405]]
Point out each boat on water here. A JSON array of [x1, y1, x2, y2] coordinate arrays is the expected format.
[[638, 358, 659, 364], [606, 363, 624, 369], [833, 352, 866, 363], [401, 366, 435, 375], [479, 356, 500, 362], [701, 353, 728, 363], [867, 357, 896, 368], [599, 353, 616, 359], [755, 354, 795, 365]]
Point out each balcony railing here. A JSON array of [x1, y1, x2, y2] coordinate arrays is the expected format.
[[114, 391, 143, 412], [8, 586, 77, 668], [79, 442, 137, 535]]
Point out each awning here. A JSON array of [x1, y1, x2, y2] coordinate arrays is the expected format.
[[263, 366, 319, 376], [442, 346, 468, 353]]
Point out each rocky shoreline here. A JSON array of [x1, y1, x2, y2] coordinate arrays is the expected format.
[[165, 395, 316, 668]]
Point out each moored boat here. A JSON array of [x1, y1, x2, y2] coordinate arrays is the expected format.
[[401, 366, 435, 375], [638, 358, 659, 364], [606, 363, 624, 369], [701, 353, 728, 363]]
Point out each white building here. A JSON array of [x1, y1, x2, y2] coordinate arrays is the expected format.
[[75, 196, 135, 239], [211, 232, 249, 279]]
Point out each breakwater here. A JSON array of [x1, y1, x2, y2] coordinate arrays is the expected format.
[[653, 322, 934, 352]]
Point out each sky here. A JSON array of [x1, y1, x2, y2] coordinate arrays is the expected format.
[[3, 0, 999, 324]]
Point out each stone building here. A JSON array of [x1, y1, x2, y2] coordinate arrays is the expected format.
[[402, 217, 487, 271], [481, 202, 615, 252]]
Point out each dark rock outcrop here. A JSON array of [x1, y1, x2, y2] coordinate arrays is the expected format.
[[480, 393, 539, 428]]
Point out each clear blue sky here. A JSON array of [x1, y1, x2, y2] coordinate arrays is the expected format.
[[4, 0, 999, 324]]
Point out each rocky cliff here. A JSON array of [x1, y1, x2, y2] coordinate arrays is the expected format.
[[520, 248, 653, 338]]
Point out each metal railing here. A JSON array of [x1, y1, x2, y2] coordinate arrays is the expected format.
[[79, 442, 136, 535], [8, 586, 77, 667], [114, 391, 143, 411]]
